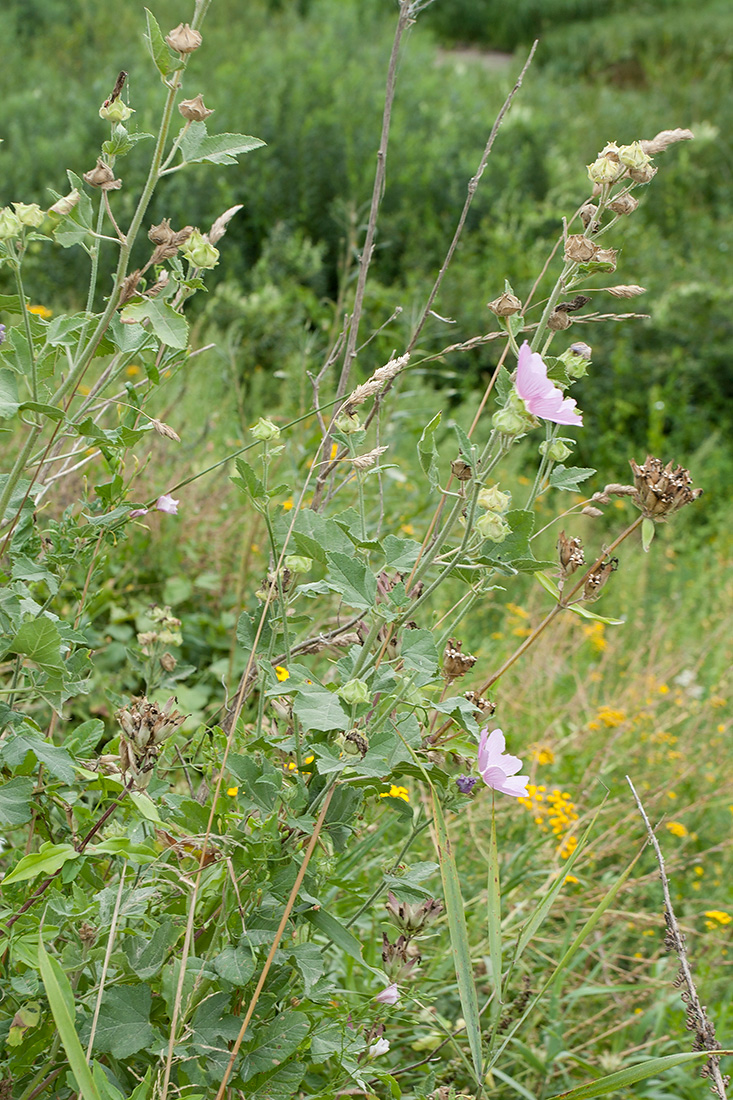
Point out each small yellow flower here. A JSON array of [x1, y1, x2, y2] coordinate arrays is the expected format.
[[330, 442, 339, 461], [694, 866, 704, 876], [400, 523, 415, 536], [558, 834, 577, 860], [282, 498, 294, 511], [667, 790, 677, 800], [126, 364, 141, 377], [531, 745, 555, 766], [275, 666, 290, 682], [226, 786, 238, 797], [28, 304, 53, 318], [379, 784, 409, 803], [658, 683, 669, 694], [666, 821, 688, 838], [595, 706, 626, 728], [710, 695, 726, 708], [564, 874, 579, 884], [704, 910, 732, 926]]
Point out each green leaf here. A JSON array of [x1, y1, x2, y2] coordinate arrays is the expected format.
[[533, 572, 624, 624], [544, 1052, 708, 1099], [0, 369, 20, 418], [282, 509, 354, 562], [0, 294, 23, 312], [383, 534, 422, 572], [5, 617, 63, 673], [431, 791, 483, 1084], [3, 842, 79, 886], [240, 1012, 309, 1082], [292, 682, 349, 733], [179, 122, 265, 166], [305, 908, 372, 969], [494, 364, 513, 404], [399, 628, 439, 679], [417, 411, 441, 489], [232, 457, 265, 503], [0, 730, 77, 784], [487, 802, 502, 1021], [288, 943, 324, 996], [19, 401, 65, 422], [144, 8, 177, 75], [325, 550, 376, 609], [38, 934, 102, 1100], [91, 985, 155, 1059], [213, 945, 256, 986], [88, 838, 158, 863], [0, 777, 34, 825], [642, 516, 655, 552], [119, 298, 188, 349], [549, 466, 596, 492], [246, 1060, 307, 1100], [453, 422, 474, 463], [481, 509, 550, 574]]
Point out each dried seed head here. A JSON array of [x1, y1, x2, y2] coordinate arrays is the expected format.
[[179, 93, 213, 122], [604, 284, 646, 298], [583, 557, 618, 602], [147, 269, 170, 297], [159, 652, 177, 672], [344, 353, 409, 413], [564, 234, 598, 263], [581, 505, 604, 517], [385, 892, 444, 934], [557, 531, 585, 576], [554, 294, 591, 313], [115, 695, 187, 787], [487, 292, 522, 317], [148, 218, 175, 245], [83, 158, 121, 190], [547, 309, 571, 331], [343, 728, 369, 757], [465, 690, 496, 718], [350, 446, 388, 470], [450, 457, 473, 481], [151, 418, 181, 443], [118, 269, 142, 306], [208, 203, 243, 244], [579, 202, 599, 230], [629, 455, 703, 520], [639, 128, 694, 155], [165, 22, 202, 53], [593, 247, 618, 271], [628, 162, 657, 185], [443, 639, 477, 683], [382, 933, 420, 981], [608, 193, 639, 215]]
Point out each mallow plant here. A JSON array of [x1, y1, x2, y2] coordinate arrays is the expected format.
[[0, 2, 718, 1099]]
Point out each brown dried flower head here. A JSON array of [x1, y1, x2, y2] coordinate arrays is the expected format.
[[443, 639, 477, 682], [593, 247, 618, 271], [487, 292, 522, 317], [547, 309, 571, 331], [629, 455, 703, 520], [115, 695, 187, 788], [151, 418, 181, 443], [208, 203, 243, 245], [639, 128, 694, 156], [450, 457, 473, 481], [179, 94, 214, 122], [628, 162, 657, 185], [564, 234, 598, 263], [83, 158, 121, 191], [465, 690, 496, 718], [118, 269, 142, 306], [608, 193, 639, 215], [165, 22, 202, 53], [557, 531, 585, 577], [583, 558, 618, 602], [604, 284, 646, 299], [579, 202, 599, 231]]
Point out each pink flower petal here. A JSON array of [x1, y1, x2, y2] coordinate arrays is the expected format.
[[515, 341, 583, 426], [156, 493, 179, 515], [495, 774, 530, 798]]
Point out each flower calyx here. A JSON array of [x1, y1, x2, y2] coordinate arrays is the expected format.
[[165, 22, 202, 54], [442, 639, 477, 683], [630, 455, 703, 520], [385, 892, 444, 935], [82, 158, 121, 191]]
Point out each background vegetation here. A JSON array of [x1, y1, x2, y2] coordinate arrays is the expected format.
[[0, 0, 731, 1097]]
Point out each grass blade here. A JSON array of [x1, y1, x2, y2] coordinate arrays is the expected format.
[[37, 931, 102, 1100], [431, 789, 483, 1084], [487, 796, 502, 1019], [545, 1050, 718, 1098]]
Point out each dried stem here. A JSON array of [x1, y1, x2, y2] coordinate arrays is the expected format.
[[627, 777, 729, 1098]]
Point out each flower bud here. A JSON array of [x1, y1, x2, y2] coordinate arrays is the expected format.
[[99, 99, 134, 123], [165, 22, 202, 53], [477, 485, 511, 513], [492, 405, 527, 437], [179, 94, 214, 122], [250, 417, 281, 442], [48, 189, 80, 217], [540, 439, 572, 462], [385, 893, 444, 934], [617, 141, 652, 171], [608, 193, 639, 215], [337, 678, 371, 706], [0, 207, 22, 239], [475, 511, 510, 543], [558, 344, 591, 378], [547, 310, 571, 331], [284, 554, 311, 574], [450, 457, 472, 481], [487, 292, 522, 317], [180, 228, 219, 269], [587, 156, 624, 185], [334, 411, 361, 434], [564, 235, 597, 263], [13, 202, 45, 228]]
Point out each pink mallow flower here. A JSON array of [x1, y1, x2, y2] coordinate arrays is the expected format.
[[477, 728, 529, 798], [516, 341, 583, 426], [375, 983, 400, 1006], [156, 494, 179, 514]]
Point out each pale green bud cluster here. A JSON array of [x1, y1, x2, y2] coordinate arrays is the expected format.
[[337, 678, 371, 706], [180, 229, 219, 269], [558, 343, 592, 379], [477, 485, 511, 513], [0, 208, 22, 239], [250, 417, 281, 442], [475, 511, 510, 543], [99, 100, 135, 123], [539, 439, 572, 462], [284, 555, 311, 574], [334, 411, 361, 434]]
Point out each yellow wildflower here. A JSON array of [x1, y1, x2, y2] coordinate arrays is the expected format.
[[126, 364, 141, 377], [379, 785, 410, 803], [595, 706, 626, 728], [558, 834, 577, 860], [226, 786, 238, 796], [28, 304, 52, 318], [275, 666, 290, 682], [564, 874, 579, 885], [666, 821, 688, 838], [330, 442, 339, 461], [282, 498, 294, 511], [704, 910, 732, 928]]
